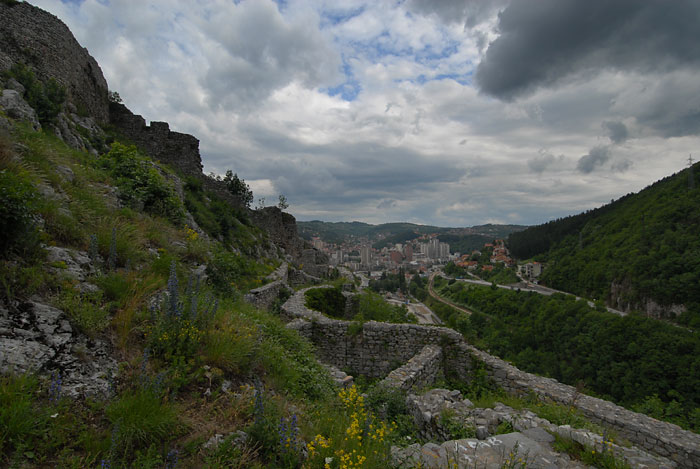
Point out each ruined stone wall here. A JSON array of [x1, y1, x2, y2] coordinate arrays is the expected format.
[[283, 288, 473, 381], [108, 102, 204, 177], [243, 263, 290, 310], [250, 207, 305, 259], [0, 2, 109, 123], [471, 347, 700, 469], [283, 287, 700, 468], [379, 345, 443, 391]]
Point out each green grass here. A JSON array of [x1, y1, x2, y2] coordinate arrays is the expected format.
[[552, 434, 631, 469], [0, 374, 49, 457], [105, 387, 181, 457]]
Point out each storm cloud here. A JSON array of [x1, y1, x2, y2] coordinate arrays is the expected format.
[[577, 146, 611, 174], [476, 0, 700, 100], [603, 121, 628, 144]]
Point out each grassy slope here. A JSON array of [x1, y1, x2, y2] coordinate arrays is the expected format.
[[0, 122, 406, 468]]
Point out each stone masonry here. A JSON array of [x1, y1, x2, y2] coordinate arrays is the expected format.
[[282, 287, 700, 468]]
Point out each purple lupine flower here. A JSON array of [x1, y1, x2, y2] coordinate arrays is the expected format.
[[49, 371, 62, 402]]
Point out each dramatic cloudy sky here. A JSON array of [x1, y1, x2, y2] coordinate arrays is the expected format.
[[29, 0, 700, 226]]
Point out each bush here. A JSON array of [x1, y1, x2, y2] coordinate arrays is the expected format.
[[206, 246, 270, 294], [98, 143, 185, 224], [304, 287, 347, 318], [3, 63, 65, 125], [0, 169, 40, 258]]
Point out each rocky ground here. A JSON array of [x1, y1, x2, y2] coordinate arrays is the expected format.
[[392, 389, 676, 469]]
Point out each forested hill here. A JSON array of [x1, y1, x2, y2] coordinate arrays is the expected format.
[[299, 220, 525, 250], [508, 163, 700, 323]]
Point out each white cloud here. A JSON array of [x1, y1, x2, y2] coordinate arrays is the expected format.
[[26, 0, 700, 227]]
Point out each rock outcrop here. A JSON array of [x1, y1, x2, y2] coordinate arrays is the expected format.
[[0, 1, 109, 124], [0, 299, 117, 398]]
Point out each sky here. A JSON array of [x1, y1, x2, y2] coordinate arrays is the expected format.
[[28, 0, 700, 227]]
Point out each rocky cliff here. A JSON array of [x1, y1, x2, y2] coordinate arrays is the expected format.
[[1, 0, 321, 267], [0, 1, 109, 124]]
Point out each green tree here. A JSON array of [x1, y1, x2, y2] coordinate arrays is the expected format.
[[223, 170, 253, 208], [277, 194, 289, 210]]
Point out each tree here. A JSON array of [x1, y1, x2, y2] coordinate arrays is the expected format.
[[223, 170, 253, 208], [108, 90, 122, 103], [277, 194, 289, 210]]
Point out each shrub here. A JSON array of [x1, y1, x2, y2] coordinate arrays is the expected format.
[[222, 170, 253, 208], [98, 143, 184, 224], [304, 287, 346, 318], [0, 169, 40, 258], [3, 63, 65, 125], [206, 246, 270, 294]]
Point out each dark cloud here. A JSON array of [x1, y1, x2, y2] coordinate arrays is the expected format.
[[625, 71, 700, 138], [612, 159, 632, 173], [476, 0, 700, 100], [407, 0, 508, 27], [603, 121, 628, 144], [527, 150, 564, 174], [576, 145, 610, 174]]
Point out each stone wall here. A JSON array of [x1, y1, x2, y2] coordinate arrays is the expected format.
[[283, 288, 473, 381], [282, 287, 700, 468], [0, 2, 109, 123], [109, 102, 204, 177], [250, 207, 305, 259], [471, 347, 700, 469], [244, 262, 291, 310], [379, 344, 443, 391]]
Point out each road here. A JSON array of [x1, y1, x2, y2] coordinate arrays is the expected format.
[[452, 277, 627, 316], [386, 298, 442, 325], [427, 272, 477, 317]]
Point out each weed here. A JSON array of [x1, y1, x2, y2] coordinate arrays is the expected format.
[[97, 143, 184, 224], [0, 374, 49, 459], [105, 387, 180, 458], [57, 288, 110, 336], [0, 165, 41, 258], [552, 433, 631, 469], [438, 408, 476, 439]]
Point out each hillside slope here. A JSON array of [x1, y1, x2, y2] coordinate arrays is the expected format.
[[508, 165, 700, 323]]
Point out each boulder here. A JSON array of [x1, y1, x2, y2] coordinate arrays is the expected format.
[[0, 89, 41, 130]]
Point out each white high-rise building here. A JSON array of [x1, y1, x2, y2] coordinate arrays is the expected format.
[[360, 246, 372, 266]]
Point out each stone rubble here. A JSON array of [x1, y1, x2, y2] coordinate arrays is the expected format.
[[281, 287, 700, 468], [394, 393, 676, 469]]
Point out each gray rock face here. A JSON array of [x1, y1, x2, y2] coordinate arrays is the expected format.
[[46, 246, 94, 282], [0, 89, 41, 130], [0, 300, 117, 397], [392, 432, 589, 469], [0, 2, 109, 123]]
